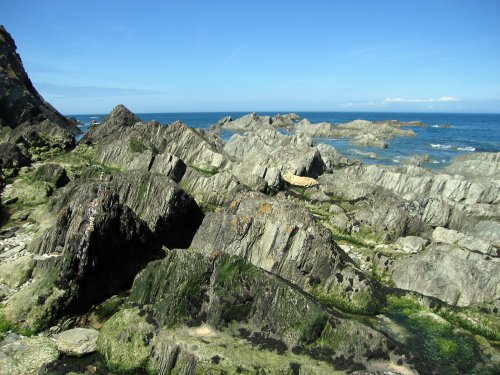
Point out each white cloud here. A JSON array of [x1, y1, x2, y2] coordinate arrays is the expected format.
[[384, 96, 460, 103]]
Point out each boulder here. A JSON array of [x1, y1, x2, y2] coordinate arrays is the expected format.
[[43, 171, 204, 249], [395, 236, 429, 253], [224, 128, 325, 190], [0, 255, 35, 288], [56, 328, 99, 357], [33, 163, 69, 188]]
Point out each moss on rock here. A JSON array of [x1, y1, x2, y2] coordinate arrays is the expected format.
[[96, 307, 155, 373]]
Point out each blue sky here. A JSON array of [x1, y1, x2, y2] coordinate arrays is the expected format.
[[2, 0, 500, 114]]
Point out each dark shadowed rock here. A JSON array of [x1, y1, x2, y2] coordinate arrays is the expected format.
[[2, 182, 163, 331], [44, 171, 204, 249], [0, 25, 79, 137], [34, 163, 69, 188], [0, 142, 30, 169]]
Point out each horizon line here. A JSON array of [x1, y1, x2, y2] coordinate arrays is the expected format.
[[66, 109, 500, 116]]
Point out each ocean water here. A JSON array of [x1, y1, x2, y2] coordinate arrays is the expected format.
[[70, 112, 500, 169]]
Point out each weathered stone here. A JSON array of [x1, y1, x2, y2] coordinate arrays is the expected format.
[[3, 182, 163, 332], [33, 163, 69, 188], [96, 307, 155, 372], [0, 255, 35, 288], [0, 336, 59, 375], [190, 192, 380, 310], [282, 172, 319, 187], [127, 249, 406, 370], [395, 236, 429, 253], [56, 328, 99, 357], [0, 26, 79, 137], [391, 243, 500, 306]]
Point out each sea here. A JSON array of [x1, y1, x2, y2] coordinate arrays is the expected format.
[[69, 112, 500, 169]]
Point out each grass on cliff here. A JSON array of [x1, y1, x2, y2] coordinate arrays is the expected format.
[[189, 164, 219, 176]]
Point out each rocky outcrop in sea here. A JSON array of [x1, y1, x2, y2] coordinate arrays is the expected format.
[[0, 25, 499, 375]]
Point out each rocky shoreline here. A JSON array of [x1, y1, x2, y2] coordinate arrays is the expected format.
[[0, 25, 499, 375]]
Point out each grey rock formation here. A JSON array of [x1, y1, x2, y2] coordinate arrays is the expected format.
[[0, 142, 30, 169], [212, 112, 273, 131], [294, 118, 416, 149], [100, 104, 141, 127], [191, 192, 381, 310], [391, 243, 500, 306], [224, 128, 325, 190], [44, 171, 203, 249], [179, 167, 244, 206], [395, 236, 429, 253], [82, 107, 229, 175], [446, 152, 500, 180]]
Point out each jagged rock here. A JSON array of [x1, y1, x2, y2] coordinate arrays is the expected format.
[[2, 182, 163, 332], [432, 227, 494, 256], [179, 167, 245, 207], [351, 133, 388, 148], [294, 118, 416, 149], [116, 249, 409, 373], [190, 192, 381, 310], [391, 243, 500, 306], [33, 163, 69, 188], [56, 328, 99, 357], [45, 171, 203, 249], [0, 336, 59, 375], [316, 142, 354, 171], [320, 175, 433, 241], [271, 113, 300, 128], [324, 164, 500, 236], [82, 107, 229, 174], [213, 112, 273, 131], [404, 154, 431, 167], [101, 104, 141, 127], [0, 26, 79, 162], [446, 152, 500, 180], [148, 152, 185, 183], [225, 128, 325, 190], [295, 118, 336, 137]]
